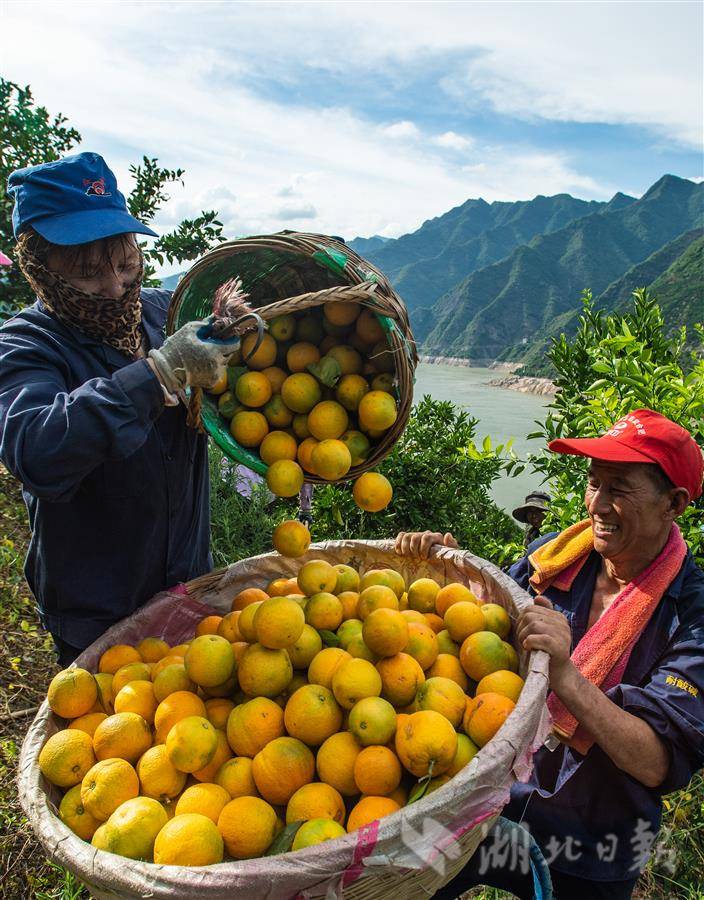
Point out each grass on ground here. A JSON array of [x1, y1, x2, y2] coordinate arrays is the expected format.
[[0, 466, 702, 899]]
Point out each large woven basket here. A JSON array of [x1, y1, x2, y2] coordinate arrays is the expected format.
[[18, 540, 550, 900], [166, 233, 418, 481]]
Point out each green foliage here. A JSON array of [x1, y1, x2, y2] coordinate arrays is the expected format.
[[0, 78, 224, 317], [311, 396, 521, 559], [529, 288, 704, 564]]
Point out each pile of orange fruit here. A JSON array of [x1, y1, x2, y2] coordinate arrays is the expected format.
[[39, 561, 523, 866], [209, 302, 395, 510]]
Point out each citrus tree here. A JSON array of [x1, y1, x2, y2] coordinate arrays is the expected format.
[[0, 78, 224, 319]]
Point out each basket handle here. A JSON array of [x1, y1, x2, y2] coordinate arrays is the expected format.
[[254, 282, 384, 320]]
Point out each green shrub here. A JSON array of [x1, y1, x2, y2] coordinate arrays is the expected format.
[[529, 289, 704, 565]]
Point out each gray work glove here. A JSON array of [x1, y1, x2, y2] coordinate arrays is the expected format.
[[148, 317, 251, 393]]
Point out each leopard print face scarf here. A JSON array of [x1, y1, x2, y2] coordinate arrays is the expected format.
[[15, 236, 144, 358]]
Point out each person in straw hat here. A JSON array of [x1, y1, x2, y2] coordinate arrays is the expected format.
[[0, 152, 253, 665], [513, 490, 551, 546], [398, 409, 704, 898]]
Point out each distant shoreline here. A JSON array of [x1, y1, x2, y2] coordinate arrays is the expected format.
[[418, 355, 555, 396]]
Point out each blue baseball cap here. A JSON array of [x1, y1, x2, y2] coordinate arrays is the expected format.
[[8, 152, 158, 245]]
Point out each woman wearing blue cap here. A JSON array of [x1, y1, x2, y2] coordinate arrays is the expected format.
[[0, 152, 248, 664]]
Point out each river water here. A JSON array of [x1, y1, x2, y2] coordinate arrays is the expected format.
[[413, 364, 550, 514]]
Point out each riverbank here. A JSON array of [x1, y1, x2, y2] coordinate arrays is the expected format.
[[487, 374, 557, 396]]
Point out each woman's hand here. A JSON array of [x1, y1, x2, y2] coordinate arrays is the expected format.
[[516, 595, 573, 688], [395, 531, 459, 559]]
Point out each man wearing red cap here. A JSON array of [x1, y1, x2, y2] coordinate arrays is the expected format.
[[399, 409, 704, 898]]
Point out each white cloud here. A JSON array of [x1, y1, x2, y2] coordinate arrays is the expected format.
[[382, 121, 422, 140], [433, 131, 475, 151], [275, 203, 317, 221]]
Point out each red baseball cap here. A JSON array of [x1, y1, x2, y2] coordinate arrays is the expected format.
[[549, 409, 704, 500]]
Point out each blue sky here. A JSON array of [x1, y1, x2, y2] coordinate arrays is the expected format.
[[2, 1, 702, 273]]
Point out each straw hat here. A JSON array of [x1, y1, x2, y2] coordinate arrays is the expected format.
[[512, 491, 550, 524]]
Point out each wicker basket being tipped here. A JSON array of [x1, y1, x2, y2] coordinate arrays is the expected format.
[[166, 232, 418, 482]]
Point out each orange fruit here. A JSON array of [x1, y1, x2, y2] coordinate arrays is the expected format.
[[260, 430, 297, 466], [166, 715, 218, 773], [415, 676, 467, 728], [346, 635, 376, 662], [308, 647, 351, 689], [358, 391, 397, 432], [226, 697, 285, 757], [357, 584, 399, 620], [336, 374, 369, 411], [218, 390, 242, 419], [238, 603, 263, 640], [286, 781, 346, 826], [111, 661, 152, 696], [463, 692, 516, 747], [154, 812, 224, 866], [241, 332, 277, 369], [136, 744, 187, 801], [176, 782, 231, 823], [93, 711, 151, 764], [353, 746, 402, 796], [67, 711, 108, 738], [267, 576, 300, 597], [369, 340, 395, 373], [326, 345, 363, 376], [444, 602, 487, 643], [305, 592, 343, 631], [401, 609, 427, 625], [281, 373, 322, 414], [255, 597, 305, 649], [47, 668, 98, 719], [316, 731, 362, 796], [217, 756, 259, 799], [287, 341, 320, 373], [424, 613, 445, 634], [232, 586, 270, 611], [92, 797, 167, 860], [193, 728, 233, 782], [39, 730, 96, 788], [269, 314, 296, 342], [113, 680, 158, 725], [338, 591, 361, 621], [446, 733, 480, 777], [353, 472, 393, 512], [262, 364, 289, 393], [204, 698, 235, 730], [436, 583, 478, 617], [154, 690, 207, 743], [235, 370, 272, 408], [307, 401, 349, 441], [481, 603, 512, 640], [292, 817, 346, 850], [151, 654, 184, 681], [59, 784, 102, 842], [331, 657, 382, 710], [202, 673, 238, 699], [99, 645, 142, 675], [81, 758, 139, 821], [476, 670, 524, 703], [185, 634, 235, 688], [362, 608, 409, 658], [395, 710, 458, 777], [405, 578, 440, 613], [263, 394, 294, 429], [311, 439, 352, 480], [502, 641, 520, 673], [216, 611, 242, 643], [266, 459, 304, 498], [459, 631, 513, 681], [347, 796, 400, 832], [436, 630, 460, 657], [371, 373, 394, 392], [405, 622, 440, 670], [252, 736, 315, 805], [238, 643, 293, 697], [298, 559, 337, 595], [376, 653, 425, 707], [324, 301, 360, 327], [272, 519, 311, 558], [428, 654, 469, 691], [217, 795, 279, 859], [93, 673, 114, 714], [348, 696, 397, 746], [286, 624, 323, 669], [355, 309, 384, 344], [340, 429, 371, 466], [284, 685, 343, 746], [297, 436, 319, 473], [360, 569, 405, 598], [230, 410, 269, 447], [292, 413, 312, 439], [209, 369, 229, 395], [136, 637, 170, 663], [333, 563, 360, 593]]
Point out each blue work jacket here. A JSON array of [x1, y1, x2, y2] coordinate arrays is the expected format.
[[0, 289, 211, 648], [505, 534, 704, 881]]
